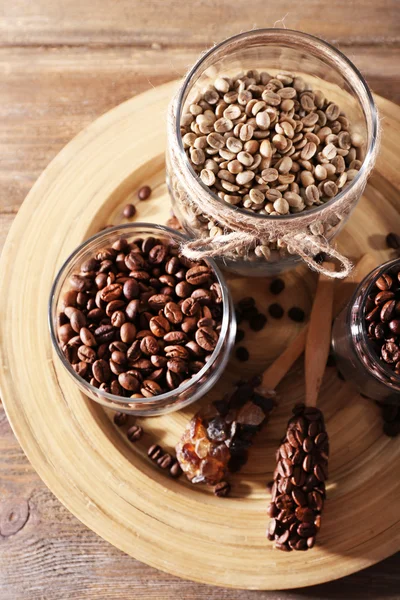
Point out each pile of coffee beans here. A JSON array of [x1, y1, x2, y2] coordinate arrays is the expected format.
[[181, 70, 363, 220], [365, 268, 400, 375], [267, 404, 329, 552], [57, 235, 224, 398]]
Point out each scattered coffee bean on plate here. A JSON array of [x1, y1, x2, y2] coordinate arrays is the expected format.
[[235, 346, 249, 362], [138, 185, 152, 200], [214, 481, 231, 497], [123, 204, 136, 219], [56, 234, 223, 399], [127, 424, 144, 442], [386, 233, 400, 250], [114, 412, 128, 427], [235, 328, 245, 344], [270, 278, 285, 295], [249, 313, 267, 331], [269, 303, 284, 319], [288, 307, 306, 322]]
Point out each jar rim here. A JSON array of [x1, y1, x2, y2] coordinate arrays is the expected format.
[[175, 28, 379, 222], [48, 222, 234, 409], [348, 257, 400, 388]]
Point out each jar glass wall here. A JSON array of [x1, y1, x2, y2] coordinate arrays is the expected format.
[[332, 259, 400, 404], [166, 29, 378, 276], [49, 224, 236, 416]]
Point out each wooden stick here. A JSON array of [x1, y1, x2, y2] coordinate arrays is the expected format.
[[258, 254, 377, 395], [305, 264, 335, 407]]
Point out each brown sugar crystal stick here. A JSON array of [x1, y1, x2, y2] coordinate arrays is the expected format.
[[267, 264, 335, 552], [175, 326, 307, 488]]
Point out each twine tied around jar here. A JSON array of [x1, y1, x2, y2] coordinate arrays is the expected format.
[[167, 85, 380, 279]]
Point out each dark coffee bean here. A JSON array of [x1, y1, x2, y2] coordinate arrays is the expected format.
[[238, 297, 255, 310], [100, 283, 123, 303], [235, 329, 245, 344], [156, 453, 174, 469], [165, 345, 190, 360], [389, 320, 400, 335], [72, 361, 88, 377], [249, 313, 267, 331], [185, 265, 211, 286], [127, 425, 144, 442], [381, 404, 399, 423], [381, 342, 400, 364], [69, 309, 86, 333], [123, 278, 139, 301], [140, 335, 159, 356], [149, 315, 171, 337], [270, 278, 285, 295], [275, 542, 291, 552], [123, 204, 136, 218], [375, 290, 395, 305], [181, 317, 197, 333], [141, 379, 162, 397], [288, 307, 305, 322], [366, 304, 381, 322], [166, 369, 182, 389], [386, 233, 400, 250], [213, 481, 230, 497], [148, 444, 163, 461], [164, 301, 183, 324], [181, 297, 200, 317], [120, 322, 137, 344], [235, 346, 249, 361], [58, 323, 75, 344], [113, 412, 128, 427], [169, 461, 183, 478], [138, 185, 151, 200], [92, 359, 111, 383], [70, 274, 88, 292], [269, 303, 284, 319], [148, 244, 167, 265], [77, 345, 96, 364], [380, 300, 396, 322], [297, 523, 316, 538], [195, 327, 219, 351], [308, 491, 323, 511], [292, 488, 306, 507], [383, 420, 400, 437], [167, 358, 188, 374], [111, 310, 126, 328], [118, 372, 140, 392], [376, 273, 393, 291]]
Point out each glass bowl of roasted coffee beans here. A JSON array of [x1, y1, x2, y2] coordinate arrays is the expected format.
[[332, 258, 400, 403], [49, 223, 236, 415], [167, 29, 378, 276]]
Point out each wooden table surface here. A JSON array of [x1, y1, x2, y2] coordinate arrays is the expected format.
[[1, 2, 400, 598]]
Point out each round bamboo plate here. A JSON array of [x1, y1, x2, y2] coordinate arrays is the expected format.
[[1, 80, 400, 591]]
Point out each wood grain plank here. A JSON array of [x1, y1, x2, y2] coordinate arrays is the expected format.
[[1, 45, 399, 211], [1, 0, 399, 47], [1, 407, 399, 600]]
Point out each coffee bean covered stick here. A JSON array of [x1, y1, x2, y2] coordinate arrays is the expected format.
[[267, 264, 335, 552]]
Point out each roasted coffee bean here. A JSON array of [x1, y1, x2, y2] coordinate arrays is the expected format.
[[113, 411, 128, 427], [381, 342, 400, 363], [249, 313, 267, 331], [186, 265, 211, 285], [140, 335, 159, 355], [79, 327, 96, 347], [148, 444, 163, 461], [164, 301, 183, 324], [213, 481, 230, 497], [380, 300, 396, 322], [69, 309, 86, 333], [389, 320, 400, 335], [375, 290, 395, 305], [123, 203, 136, 218], [100, 283, 123, 303], [376, 273, 393, 291], [270, 278, 285, 295], [70, 274, 88, 292], [92, 359, 111, 383], [77, 345, 96, 364], [127, 425, 144, 442], [111, 310, 126, 328], [235, 346, 249, 361], [181, 297, 200, 316], [157, 453, 174, 469], [196, 326, 219, 351], [149, 315, 171, 337], [58, 323, 75, 344], [141, 379, 162, 397], [123, 278, 139, 300], [288, 307, 305, 322], [269, 303, 284, 319], [94, 324, 115, 344], [386, 233, 400, 250], [166, 369, 182, 389], [118, 372, 140, 391]]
